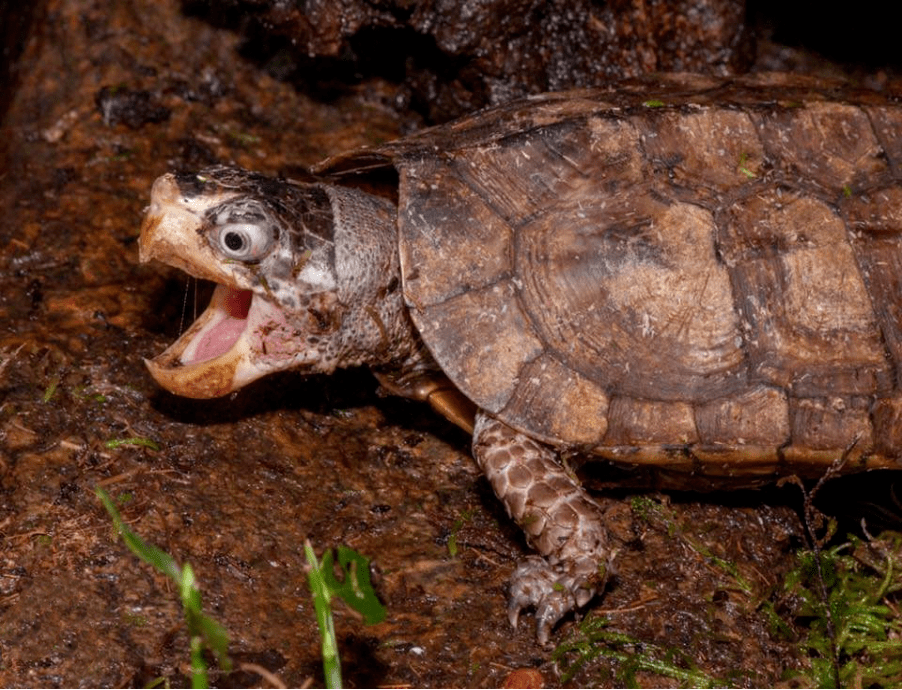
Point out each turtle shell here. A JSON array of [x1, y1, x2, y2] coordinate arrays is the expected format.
[[317, 74, 902, 479]]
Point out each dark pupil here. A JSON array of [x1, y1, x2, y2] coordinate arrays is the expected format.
[[224, 232, 245, 251]]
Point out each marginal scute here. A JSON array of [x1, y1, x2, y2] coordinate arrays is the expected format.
[[786, 397, 874, 463], [695, 385, 789, 448], [603, 397, 698, 446], [585, 116, 645, 185], [865, 105, 902, 170], [501, 354, 609, 447], [843, 186, 902, 233], [872, 396, 902, 461]]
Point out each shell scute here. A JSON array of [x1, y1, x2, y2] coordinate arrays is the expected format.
[[719, 190, 888, 395], [789, 396, 874, 453], [517, 191, 745, 402], [873, 396, 902, 456], [603, 397, 698, 446], [842, 187, 902, 370], [633, 106, 765, 191], [444, 115, 646, 225], [398, 155, 513, 307], [865, 105, 902, 171], [694, 385, 790, 449], [499, 354, 610, 447], [843, 185, 902, 233], [371, 78, 902, 474], [757, 102, 888, 191], [416, 280, 543, 415]]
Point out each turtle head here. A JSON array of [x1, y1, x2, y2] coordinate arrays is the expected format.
[[139, 165, 405, 399]]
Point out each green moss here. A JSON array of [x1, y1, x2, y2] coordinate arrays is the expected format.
[[579, 494, 902, 687], [553, 615, 727, 687], [780, 531, 902, 688]]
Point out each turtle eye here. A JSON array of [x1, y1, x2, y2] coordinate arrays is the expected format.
[[214, 221, 274, 262]]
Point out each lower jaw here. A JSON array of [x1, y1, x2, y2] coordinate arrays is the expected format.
[[144, 284, 253, 399]]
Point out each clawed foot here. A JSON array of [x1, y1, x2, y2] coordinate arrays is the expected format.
[[508, 554, 610, 645]]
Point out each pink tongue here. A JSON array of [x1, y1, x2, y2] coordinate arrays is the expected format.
[[189, 289, 252, 363]]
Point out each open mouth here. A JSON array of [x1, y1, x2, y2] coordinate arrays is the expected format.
[[144, 283, 261, 399], [139, 171, 310, 399], [138, 172, 272, 399], [178, 285, 252, 365]]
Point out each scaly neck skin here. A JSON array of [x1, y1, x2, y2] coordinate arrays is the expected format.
[[325, 188, 468, 421], [326, 184, 431, 376]]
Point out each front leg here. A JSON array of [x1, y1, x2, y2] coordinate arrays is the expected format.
[[473, 412, 616, 644]]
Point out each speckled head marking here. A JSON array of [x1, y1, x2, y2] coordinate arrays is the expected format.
[[139, 165, 415, 398]]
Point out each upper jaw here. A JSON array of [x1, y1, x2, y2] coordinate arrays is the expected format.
[[139, 173, 237, 282], [139, 173, 270, 399]]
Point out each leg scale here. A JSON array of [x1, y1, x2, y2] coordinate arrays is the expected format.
[[473, 413, 615, 644]]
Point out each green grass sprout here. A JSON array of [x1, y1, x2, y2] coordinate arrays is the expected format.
[[780, 532, 902, 688], [95, 487, 231, 688], [305, 542, 342, 689], [304, 541, 386, 689], [41, 373, 61, 402], [737, 151, 757, 178], [447, 510, 474, 557]]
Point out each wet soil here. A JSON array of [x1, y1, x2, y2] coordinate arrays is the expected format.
[[0, 1, 897, 687]]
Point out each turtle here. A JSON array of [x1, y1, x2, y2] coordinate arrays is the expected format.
[[138, 73, 902, 643]]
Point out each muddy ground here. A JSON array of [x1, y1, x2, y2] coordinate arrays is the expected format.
[[0, 1, 900, 688]]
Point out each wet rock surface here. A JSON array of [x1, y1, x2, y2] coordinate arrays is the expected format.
[[182, 0, 752, 122], [0, 0, 898, 687], [177, 0, 902, 123]]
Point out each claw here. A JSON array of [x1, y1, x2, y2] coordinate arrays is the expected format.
[[507, 554, 606, 645]]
